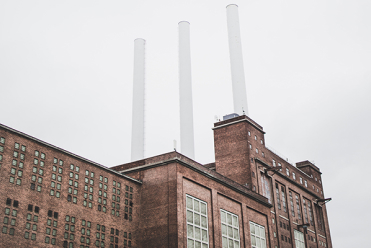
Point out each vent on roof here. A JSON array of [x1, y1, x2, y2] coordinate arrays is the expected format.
[[223, 113, 239, 121]]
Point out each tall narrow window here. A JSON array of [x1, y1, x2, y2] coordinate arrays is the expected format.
[[303, 199, 309, 224], [289, 191, 295, 217], [294, 230, 305, 248], [315, 205, 324, 231], [275, 184, 281, 210], [307, 200, 314, 226], [220, 210, 240, 248], [295, 195, 302, 220], [186, 195, 208, 248], [260, 173, 272, 204], [281, 186, 287, 213], [250, 222, 266, 248]]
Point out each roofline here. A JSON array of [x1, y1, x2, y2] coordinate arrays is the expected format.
[[212, 118, 266, 134], [119, 156, 272, 208], [0, 123, 142, 185]]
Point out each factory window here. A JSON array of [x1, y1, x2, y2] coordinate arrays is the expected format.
[[281, 186, 287, 212], [250, 221, 266, 248], [289, 191, 295, 217], [186, 195, 209, 248], [221, 209, 240, 248], [294, 230, 305, 248], [275, 184, 281, 210]]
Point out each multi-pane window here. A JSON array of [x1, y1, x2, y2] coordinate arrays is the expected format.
[[220, 209, 240, 248], [95, 224, 106, 247], [45, 210, 58, 245], [307, 200, 314, 226], [275, 184, 281, 210], [315, 205, 324, 231], [186, 195, 209, 248], [289, 191, 295, 217], [80, 219, 92, 246], [294, 230, 305, 248], [250, 221, 266, 248], [109, 228, 120, 248], [123, 232, 132, 247], [295, 195, 302, 220], [303, 199, 309, 224], [281, 186, 287, 213], [64, 215, 76, 242]]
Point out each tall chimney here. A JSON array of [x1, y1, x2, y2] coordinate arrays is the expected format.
[[178, 21, 195, 160], [131, 38, 145, 161], [226, 4, 248, 116]]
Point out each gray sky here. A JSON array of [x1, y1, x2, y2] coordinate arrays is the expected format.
[[1, 0, 370, 246]]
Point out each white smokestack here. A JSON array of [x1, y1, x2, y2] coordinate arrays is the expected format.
[[178, 21, 195, 160], [226, 4, 248, 116], [131, 38, 145, 161]]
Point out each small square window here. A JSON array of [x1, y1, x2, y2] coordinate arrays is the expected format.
[[70, 164, 74, 170], [54, 158, 58, 164], [21, 145, 26, 151], [0, 137, 5, 144], [59, 160, 64, 166], [15, 143, 20, 149], [14, 151, 19, 158], [75, 166, 80, 172], [41, 153, 46, 159], [35, 150, 39, 157], [9, 176, 15, 183]]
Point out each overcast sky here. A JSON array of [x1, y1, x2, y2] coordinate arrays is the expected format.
[[1, 0, 370, 246]]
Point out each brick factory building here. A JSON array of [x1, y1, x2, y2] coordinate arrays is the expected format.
[[0, 114, 332, 248]]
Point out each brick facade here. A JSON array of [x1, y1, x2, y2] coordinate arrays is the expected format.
[[0, 114, 333, 247]]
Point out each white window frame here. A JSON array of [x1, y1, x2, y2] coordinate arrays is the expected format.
[[292, 173, 296, 180], [250, 221, 267, 248], [286, 168, 290, 176], [294, 229, 306, 248], [220, 209, 240, 248], [186, 195, 209, 248]]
